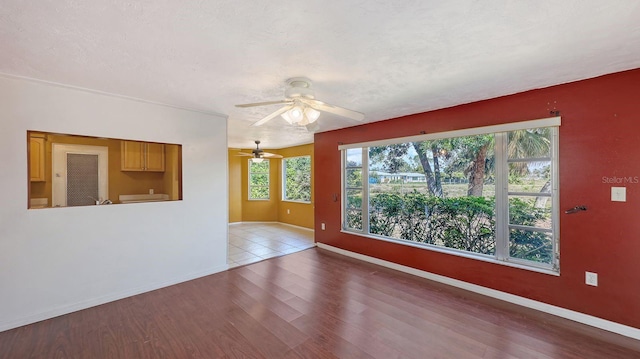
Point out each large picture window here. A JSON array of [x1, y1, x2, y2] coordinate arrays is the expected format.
[[249, 159, 270, 200], [282, 156, 312, 202], [341, 118, 560, 272]]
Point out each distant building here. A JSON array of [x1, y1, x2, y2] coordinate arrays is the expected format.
[[370, 171, 426, 183]]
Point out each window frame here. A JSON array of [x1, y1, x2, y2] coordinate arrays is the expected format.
[[248, 159, 270, 201], [340, 117, 560, 274], [282, 155, 312, 203], [343, 148, 367, 232]]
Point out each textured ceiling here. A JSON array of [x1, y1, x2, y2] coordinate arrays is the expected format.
[[2, 1, 640, 149]]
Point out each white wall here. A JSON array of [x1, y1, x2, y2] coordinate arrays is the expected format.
[[0, 75, 229, 331]]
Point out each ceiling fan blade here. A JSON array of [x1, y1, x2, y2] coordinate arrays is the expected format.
[[236, 152, 254, 157], [250, 105, 293, 127], [236, 100, 293, 108], [262, 152, 283, 159], [300, 99, 364, 121], [305, 121, 320, 133]]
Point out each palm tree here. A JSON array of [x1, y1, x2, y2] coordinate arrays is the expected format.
[[461, 135, 494, 196], [440, 128, 550, 198], [371, 128, 551, 199], [508, 128, 552, 207], [507, 128, 551, 175]]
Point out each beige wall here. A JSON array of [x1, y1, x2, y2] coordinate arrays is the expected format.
[[240, 154, 279, 222], [228, 143, 314, 229], [228, 149, 242, 223], [276, 144, 314, 228]]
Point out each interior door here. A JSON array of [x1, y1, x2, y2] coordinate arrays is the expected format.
[[52, 144, 109, 207]]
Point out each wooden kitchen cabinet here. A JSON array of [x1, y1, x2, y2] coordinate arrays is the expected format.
[[29, 135, 46, 182], [145, 143, 165, 171], [121, 141, 165, 172]]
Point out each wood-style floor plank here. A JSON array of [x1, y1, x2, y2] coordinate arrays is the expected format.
[[1, 247, 639, 358]]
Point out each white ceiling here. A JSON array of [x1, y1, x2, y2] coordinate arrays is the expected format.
[[2, 1, 640, 149]]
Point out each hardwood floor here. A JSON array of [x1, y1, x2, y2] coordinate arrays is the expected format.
[[1, 248, 639, 358]]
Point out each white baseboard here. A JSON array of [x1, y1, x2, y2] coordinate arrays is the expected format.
[[317, 243, 640, 340], [278, 222, 315, 232], [0, 264, 229, 333], [229, 221, 314, 232]]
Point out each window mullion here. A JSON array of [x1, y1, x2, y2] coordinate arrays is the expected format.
[[281, 159, 286, 200], [340, 150, 347, 229], [362, 147, 369, 234], [494, 132, 509, 261], [551, 127, 560, 270], [341, 150, 347, 229]]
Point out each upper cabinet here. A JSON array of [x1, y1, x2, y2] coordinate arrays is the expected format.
[[121, 141, 165, 172], [29, 134, 46, 182]]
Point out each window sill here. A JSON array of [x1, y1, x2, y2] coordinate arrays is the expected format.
[[281, 200, 312, 204], [340, 229, 559, 276]]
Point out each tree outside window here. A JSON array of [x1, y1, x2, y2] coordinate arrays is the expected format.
[[283, 156, 311, 202], [249, 160, 269, 200], [343, 120, 559, 272]]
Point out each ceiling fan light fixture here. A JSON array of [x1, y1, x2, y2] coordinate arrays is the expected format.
[[281, 104, 320, 126], [251, 157, 264, 163], [281, 105, 304, 124], [290, 106, 304, 121], [280, 110, 293, 124], [239, 77, 365, 128], [304, 107, 320, 123]]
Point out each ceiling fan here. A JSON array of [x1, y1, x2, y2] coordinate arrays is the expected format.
[[235, 77, 365, 129], [237, 140, 283, 162]]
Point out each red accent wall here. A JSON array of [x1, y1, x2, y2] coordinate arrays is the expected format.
[[314, 68, 640, 328]]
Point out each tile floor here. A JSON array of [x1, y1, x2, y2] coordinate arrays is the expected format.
[[228, 222, 315, 268]]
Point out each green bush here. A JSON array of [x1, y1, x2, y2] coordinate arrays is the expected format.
[[370, 193, 402, 237], [429, 196, 495, 255], [508, 198, 552, 263], [367, 192, 551, 263]]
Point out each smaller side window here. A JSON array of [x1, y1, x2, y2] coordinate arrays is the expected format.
[[249, 159, 270, 200], [283, 156, 311, 202], [344, 148, 364, 231]]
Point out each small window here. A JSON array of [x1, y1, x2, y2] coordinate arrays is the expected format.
[[249, 159, 270, 200], [282, 156, 311, 203], [344, 148, 364, 231]]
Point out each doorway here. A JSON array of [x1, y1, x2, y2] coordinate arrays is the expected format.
[[51, 143, 109, 207]]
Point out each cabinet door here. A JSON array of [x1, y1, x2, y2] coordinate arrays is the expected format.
[[121, 141, 145, 171], [145, 143, 165, 172], [30, 136, 46, 182]]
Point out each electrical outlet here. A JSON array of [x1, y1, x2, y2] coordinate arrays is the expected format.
[[611, 187, 626, 202], [287, 209, 290, 214], [321, 223, 326, 230], [585, 271, 598, 286]]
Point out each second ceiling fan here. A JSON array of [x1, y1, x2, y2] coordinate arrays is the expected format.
[[237, 140, 283, 161], [236, 77, 365, 129]]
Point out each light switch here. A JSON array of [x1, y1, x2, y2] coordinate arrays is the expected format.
[[611, 187, 626, 202]]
